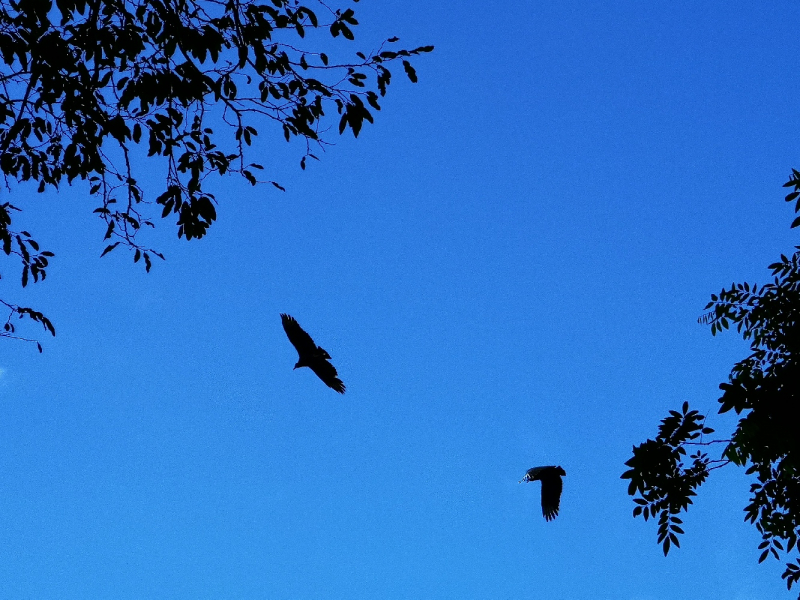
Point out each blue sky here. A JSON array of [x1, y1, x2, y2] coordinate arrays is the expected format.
[[1, 0, 799, 598]]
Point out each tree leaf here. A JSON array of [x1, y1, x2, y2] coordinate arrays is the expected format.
[[100, 242, 120, 257]]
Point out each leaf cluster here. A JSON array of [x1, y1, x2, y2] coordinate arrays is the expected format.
[[621, 401, 716, 556], [783, 169, 800, 229], [1, 296, 55, 351], [0, 201, 55, 349], [0, 0, 432, 348], [625, 172, 800, 596]]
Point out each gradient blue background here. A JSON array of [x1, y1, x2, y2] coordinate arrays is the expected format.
[[1, 0, 799, 598]]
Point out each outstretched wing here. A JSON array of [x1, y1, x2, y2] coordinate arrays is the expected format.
[[520, 466, 548, 483], [308, 358, 346, 394], [539, 471, 563, 521], [281, 314, 318, 357]]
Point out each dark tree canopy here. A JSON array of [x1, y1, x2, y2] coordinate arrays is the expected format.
[[622, 171, 800, 597], [0, 0, 432, 348]]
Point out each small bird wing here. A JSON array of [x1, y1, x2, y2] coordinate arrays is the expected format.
[[308, 358, 346, 394], [281, 314, 318, 357], [540, 471, 564, 521]]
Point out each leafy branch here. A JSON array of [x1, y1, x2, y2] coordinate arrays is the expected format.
[[1, 298, 55, 351], [625, 171, 800, 597], [622, 401, 715, 556], [0, 0, 433, 348]]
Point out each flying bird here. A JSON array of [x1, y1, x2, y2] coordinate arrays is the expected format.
[[520, 465, 566, 521], [281, 313, 345, 394]]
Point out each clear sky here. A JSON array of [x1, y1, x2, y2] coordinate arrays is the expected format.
[[1, 1, 799, 598]]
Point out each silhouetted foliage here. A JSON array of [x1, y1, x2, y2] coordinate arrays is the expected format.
[[623, 172, 800, 596], [0, 0, 432, 349], [520, 465, 566, 521], [281, 313, 345, 393]]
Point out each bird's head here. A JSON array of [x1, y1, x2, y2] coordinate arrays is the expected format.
[[293, 361, 302, 370]]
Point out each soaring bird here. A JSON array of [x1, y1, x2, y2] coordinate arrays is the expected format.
[[520, 465, 566, 521], [280, 313, 345, 394]]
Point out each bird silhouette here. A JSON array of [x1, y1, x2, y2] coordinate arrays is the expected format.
[[520, 465, 566, 521], [281, 313, 345, 394]]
